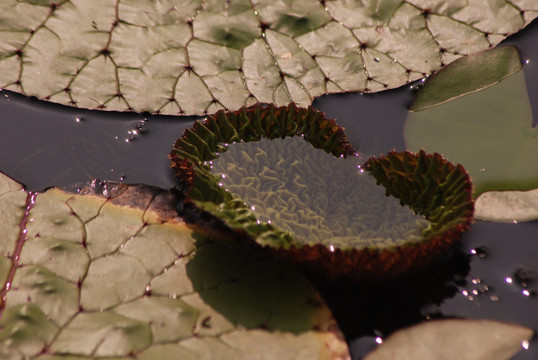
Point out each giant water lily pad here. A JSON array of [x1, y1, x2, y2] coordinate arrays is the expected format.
[[404, 46, 538, 199], [0, 171, 349, 359], [0, 0, 536, 115], [170, 104, 474, 279]]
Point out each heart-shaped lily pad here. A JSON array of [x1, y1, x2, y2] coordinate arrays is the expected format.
[[170, 104, 474, 279]]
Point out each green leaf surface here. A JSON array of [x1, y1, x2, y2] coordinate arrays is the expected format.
[[410, 46, 522, 111], [0, 171, 348, 360], [363, 319, 533, 360], [404, 46, 538, 197], [0, 0, 536, 115]]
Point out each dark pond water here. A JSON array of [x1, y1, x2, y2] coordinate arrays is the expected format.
[[0, 19, 537, 360]]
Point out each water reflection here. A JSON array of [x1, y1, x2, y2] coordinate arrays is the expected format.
[[0, 92, 196, 191]]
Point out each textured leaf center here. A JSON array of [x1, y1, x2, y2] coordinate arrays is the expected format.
[[210, 136, 429, 249]]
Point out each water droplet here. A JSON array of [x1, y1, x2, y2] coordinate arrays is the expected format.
[[373, 57, 380, 63], [375, 337, 383, 344], [524, 59, 530, 64], [505, 277, 513, 284], [75, 117, 83, 123], [120, 174, 126, 181], [469, 246, 487, 258], [329, 244, 335, 252], [522, 340, 530, 350], [522, 289, 531, 296]]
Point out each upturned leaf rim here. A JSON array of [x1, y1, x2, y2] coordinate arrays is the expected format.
[[170, 104, 474, 278]]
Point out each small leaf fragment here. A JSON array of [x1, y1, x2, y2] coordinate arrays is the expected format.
[[363, 319, 534, 360], [475, 188, 538, 222]]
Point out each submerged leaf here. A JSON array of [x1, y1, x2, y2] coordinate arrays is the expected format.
[[404, 46, 538, 197], [363, 319, 533, 360], [0, 171, 348, 360], [171, 104, 473, 279], [410, 46, 522, 111], [0, 1, 535, 115]]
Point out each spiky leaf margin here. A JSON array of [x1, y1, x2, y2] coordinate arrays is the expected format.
[[170, 104, 474, 279]]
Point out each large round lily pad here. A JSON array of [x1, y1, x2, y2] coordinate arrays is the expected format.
[[170, 104, 474, 279], [0, 0, 535, 115], [0, 170, 348, 359]]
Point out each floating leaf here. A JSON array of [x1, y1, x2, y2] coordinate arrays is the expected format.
[[0, 171, 348, 359], [363, 319, 533, 360], [410, 46, 522, 111], [404, 46, 538, 197], [171, 104, 473, 279], [0, 1, 535, 115], [475, 188, 538, 222]]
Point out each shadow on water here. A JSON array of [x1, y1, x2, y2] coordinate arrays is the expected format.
[[307, 246, 470, 340], [0, 91, 199, 191]]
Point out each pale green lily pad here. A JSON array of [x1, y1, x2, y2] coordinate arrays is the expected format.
[[404, 46, 538, 197], [410, 46, 522, 111], [0, 171, 348, 360], [363, 319, 534, 360], [0, 0, 536, 115]]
